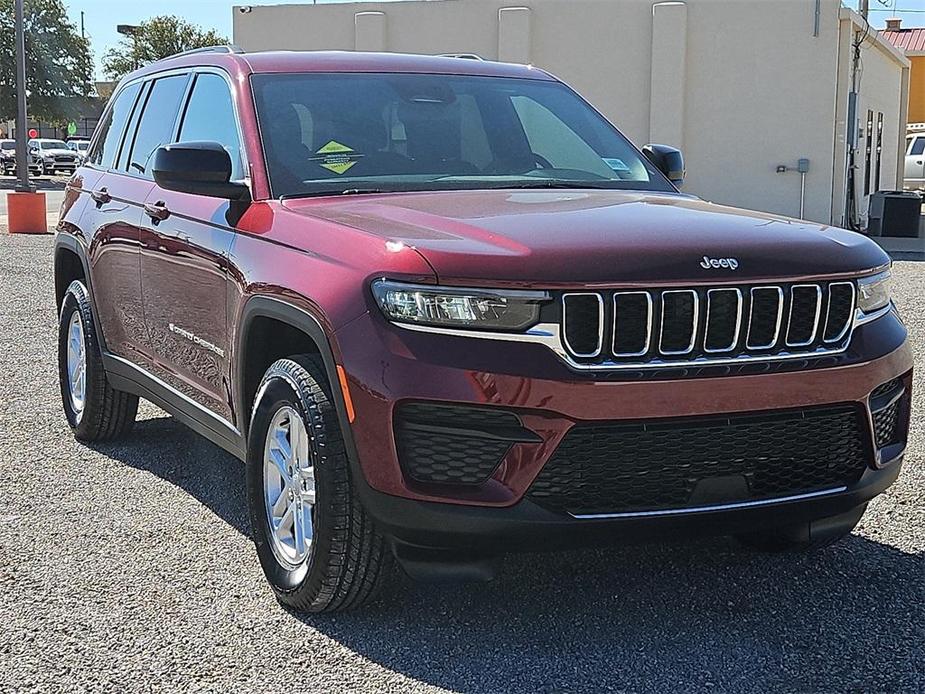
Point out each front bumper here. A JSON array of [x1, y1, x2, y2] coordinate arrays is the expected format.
[[333, 305, 911, 550], [357, 456, 903, 553]]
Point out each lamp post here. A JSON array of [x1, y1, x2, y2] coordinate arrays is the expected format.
[[116, 24, 142, 70], [13, 0, 32, 193]]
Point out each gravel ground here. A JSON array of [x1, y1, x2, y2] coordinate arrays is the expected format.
[[0, 233, 922, 693]]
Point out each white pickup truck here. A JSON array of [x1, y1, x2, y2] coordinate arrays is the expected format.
[[904, 133, 925, 189]]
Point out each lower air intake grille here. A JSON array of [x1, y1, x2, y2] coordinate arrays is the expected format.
[[394, 403, 520, 486], [873, 400, 902, 449], [869, 377, 908, 450], [527, 405, 869, 516]]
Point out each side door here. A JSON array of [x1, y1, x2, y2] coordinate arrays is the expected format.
[[138, 71, 246, 422], [904, 135, 925, 187], [79, 79, 154, 363]]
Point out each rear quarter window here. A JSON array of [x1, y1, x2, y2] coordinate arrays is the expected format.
[[88, 81, 142, 169]]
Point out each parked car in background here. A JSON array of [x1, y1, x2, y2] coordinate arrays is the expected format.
[[55, 49, 912, 613], [28, 138, 79, 176], [903, 132, 925, 190], [67, 139, 92, 163], [1, 139, 43, 177]]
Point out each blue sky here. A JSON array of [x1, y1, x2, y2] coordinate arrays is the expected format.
[[64, 0, 925, 79]]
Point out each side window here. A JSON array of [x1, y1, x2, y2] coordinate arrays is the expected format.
[[88, 82, 142, 169], [178, 73, 244, 180], [125, 74, 189, 178], [911, 138, 925, 156]]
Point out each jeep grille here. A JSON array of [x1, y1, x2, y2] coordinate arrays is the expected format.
[[560, 281, 855, 367]]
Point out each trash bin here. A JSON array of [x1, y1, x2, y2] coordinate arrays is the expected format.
[[867, 191, 922, 238]]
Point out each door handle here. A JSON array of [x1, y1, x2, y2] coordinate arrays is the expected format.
[[144, 201, 170, 222], [90, 188, 111, 206]]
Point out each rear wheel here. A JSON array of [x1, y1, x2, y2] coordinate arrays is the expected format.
[[246, 354, 390, 612], [57, 280, 138, 441], [736, 503, 867, 552]]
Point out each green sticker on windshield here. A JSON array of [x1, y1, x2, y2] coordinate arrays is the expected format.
[[312, 140, 361, 175]]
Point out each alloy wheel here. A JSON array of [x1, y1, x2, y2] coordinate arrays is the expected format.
[[263, 406, 316, 567], [66, 310, 86, 421]]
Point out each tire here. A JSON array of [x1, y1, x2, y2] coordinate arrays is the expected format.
[[246, 354, 391, 612], [58, 280, 138, 441], [736, 503, 867, 553]]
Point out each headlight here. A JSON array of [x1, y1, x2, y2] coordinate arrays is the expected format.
[[372, 279, 549, 331], [857, 269, 892, 314]]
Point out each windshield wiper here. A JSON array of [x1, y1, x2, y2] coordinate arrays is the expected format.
[[500, 180, 617, 190], [341, 188, 384, 195]]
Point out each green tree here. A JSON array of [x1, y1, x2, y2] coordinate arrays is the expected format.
[[0, 0, 93, 123], [103, 15, 228, 80]]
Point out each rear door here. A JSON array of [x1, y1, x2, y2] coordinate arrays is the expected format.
[[138, 70, 245, 422], [79, 79, 154, 363], [904, 135, 925, 188]]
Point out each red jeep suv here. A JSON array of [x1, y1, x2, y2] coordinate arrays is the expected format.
[[54, 48, 912, 612]]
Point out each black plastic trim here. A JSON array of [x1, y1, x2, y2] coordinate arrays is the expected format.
[[104, 354, 245, 459]]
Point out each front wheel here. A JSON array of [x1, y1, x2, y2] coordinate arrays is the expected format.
[[246, 355, 391, 612], [736, 503, 867, 552]]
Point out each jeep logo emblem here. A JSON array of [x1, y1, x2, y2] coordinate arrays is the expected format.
[[700, 256, 739, 270]]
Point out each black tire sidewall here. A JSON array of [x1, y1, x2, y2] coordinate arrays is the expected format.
[[57, 282, 98, 437], [246, 368, 340, 599]]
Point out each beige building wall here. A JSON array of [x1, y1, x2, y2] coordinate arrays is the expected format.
[[233, 0, 908, 227]]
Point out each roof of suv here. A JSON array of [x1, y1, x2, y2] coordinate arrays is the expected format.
[[126, 49, 555, 83]]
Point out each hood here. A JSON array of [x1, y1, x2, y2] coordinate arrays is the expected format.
[[282, 189, 889, 286]]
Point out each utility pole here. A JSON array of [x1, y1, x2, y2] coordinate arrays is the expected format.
[[859, 0, 869, 21], [13, 0, 33, 193]]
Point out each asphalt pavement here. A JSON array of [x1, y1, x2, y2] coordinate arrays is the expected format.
[[0, 233, 921, 692]]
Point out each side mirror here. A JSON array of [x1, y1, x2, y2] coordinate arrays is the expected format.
[[152, 141, 249, 200], [642, 144, 685, 186]]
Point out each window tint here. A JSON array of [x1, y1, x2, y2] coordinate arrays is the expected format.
[[126, 74, 188, 178], [911, 138, 925, 156], [251, 73, 670, 198], [89, 81, 141, 168], [178, 73, 244, 180]]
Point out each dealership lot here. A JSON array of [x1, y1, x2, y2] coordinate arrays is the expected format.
[[0, 233, 921, 692]]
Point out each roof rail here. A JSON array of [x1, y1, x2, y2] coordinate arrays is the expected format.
[[161, 45, 245, 61], [438, 53, 485, 61]]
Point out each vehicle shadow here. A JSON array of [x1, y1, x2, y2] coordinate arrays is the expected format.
[[90, 413, 250, 537], [94, 414, 925, 693]]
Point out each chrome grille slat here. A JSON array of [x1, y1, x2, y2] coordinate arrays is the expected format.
[[659, 290, 699, 355], [823, 282, 856, 344], [785, 284, 823, 347], [612, 291, 652, 357], [746, 287, 784, 350], [704, 288, 743, 353], [561, 293, 604, 358], [559, 280, 857, 367]]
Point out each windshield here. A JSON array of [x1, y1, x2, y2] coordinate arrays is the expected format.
[[0, 142, 13, 150], [77, 142, 90, 151], [41, 140, 68, 150], [252, 73, 673, 198]]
